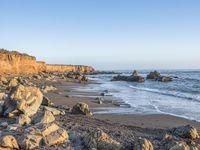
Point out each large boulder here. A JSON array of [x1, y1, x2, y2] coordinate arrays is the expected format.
[[134, 138, 154, 150], [171, 125, 199, 140], [112, 71, 145, 83], [0, 135, 19, 149], [83, 128, 122, 150], [72, 102, 93, 116], [3, 84, 43, 117], [158, 76, 173, 82]]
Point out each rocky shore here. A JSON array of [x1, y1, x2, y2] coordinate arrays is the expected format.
[[0, 71, 199, 150]]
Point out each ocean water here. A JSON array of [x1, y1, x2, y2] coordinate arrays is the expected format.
[[87, 70, 200, 121]]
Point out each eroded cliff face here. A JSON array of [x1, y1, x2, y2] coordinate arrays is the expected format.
[[0, 52, 95, 75], [0, 53, 38, 74]]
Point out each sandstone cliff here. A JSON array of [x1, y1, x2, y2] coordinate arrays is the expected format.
[[0, 50, 95, 75]]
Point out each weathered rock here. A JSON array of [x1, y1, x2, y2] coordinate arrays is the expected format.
[[16, 114, 31, 125], [42, 85, 57, 93], [43, 106, 65, 116], [3, 84, 43, 117], [32, 111, 55, 124], [0, 93, 6, 100], [42, 128, 68, 146], [8, 78, 18, 87], [171, 125, 199, 139], [132, 70, 139, 77], [112, 71, 145, 82], [0, 76, 8, 85], [42, 96, 54, 106], [0, 135, 19, 149], [169, 142, 190, 150], [18, 123, 68, 149], [72, 102, 93, 116], [147, 71, 161, 80], [134, 138, 154, 150], [83, 128, 122, 150]]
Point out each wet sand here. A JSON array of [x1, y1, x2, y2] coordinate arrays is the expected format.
[[46, 79, 200, 130]]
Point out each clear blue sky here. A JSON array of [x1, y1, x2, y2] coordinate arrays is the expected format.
[[0, 0, 200, 70]]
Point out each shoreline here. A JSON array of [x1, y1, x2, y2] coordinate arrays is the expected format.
[[47, 79, 200, 129]]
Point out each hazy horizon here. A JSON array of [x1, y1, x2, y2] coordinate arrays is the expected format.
[[1, 0, 200, 70]]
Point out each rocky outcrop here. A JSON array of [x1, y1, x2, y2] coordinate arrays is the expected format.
[[112, 70, 145, 82], [134, 138, 154, 150], [0, 50, 95, 75], [147, 71, 173, 82]]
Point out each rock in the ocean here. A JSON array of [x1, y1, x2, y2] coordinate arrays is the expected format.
[[147, 71, 173, 82], [32, 111, 55, 124], [3, 84, 43, 117], [158, 76, 173, 82], [112, 71, 145, 83], [83, 128, 122, 150], [16, 114, 31, 125], [72, 102, 93, 116], [147, 71, 161, 80], [171, 125, 199, 140], [134, 138, 154, 150], [0, 135, 19, 149]]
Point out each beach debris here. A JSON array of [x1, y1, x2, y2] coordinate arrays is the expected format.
[[3, 84, 43, 117], [0, 135, 19, 149], [72, 102, 93, 116], [112, 70, 145, 82], [83, 128, 122, 150], [134, 138, 154, 150], [171, 125, 199, 140]]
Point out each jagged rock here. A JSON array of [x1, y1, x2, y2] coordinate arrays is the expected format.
[[8, 78, 18, 87], [3, 84, 43, 117], [147, 71, 161, 80], [32, 111, 55, 124], [0, 93, 6, 100], [134, 138, 154, 150], [171, 125, 199, 140], [83, 128, 122, 150], [43, 106, 65, 116], [112, 71, 145, 83], [16, 114, 31, 125], [0, 135, 19, 149], [72, 102, 93, 116], [42, 128, 68, 146], [42, 96, 54, 106], [18, 123, 68, 149], [0, 76, 8, 85]]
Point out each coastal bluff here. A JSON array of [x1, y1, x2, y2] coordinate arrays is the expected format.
[[0, 50, 95, 74]]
